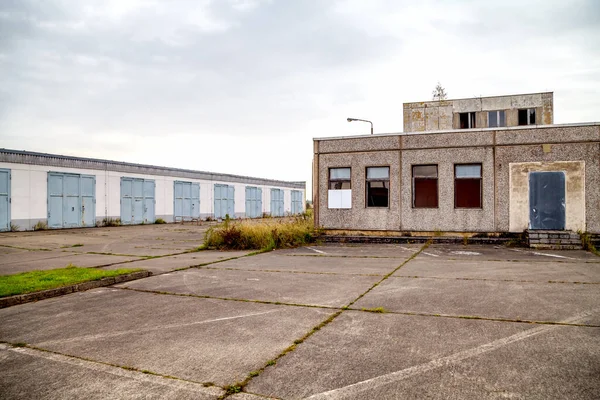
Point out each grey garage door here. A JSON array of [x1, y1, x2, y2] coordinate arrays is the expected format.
[[174, 181, 200, 221], [0, 169, 10, 231], [121, 177, 155, 224], [48, 172, 96, 229], [214, 184, 234, 219], [270, 189, 284, 217], [245, 186, 262, 218], [291, 190, 303, 215]]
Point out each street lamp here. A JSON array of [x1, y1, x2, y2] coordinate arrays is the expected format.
[[347, 117, 373, 135]]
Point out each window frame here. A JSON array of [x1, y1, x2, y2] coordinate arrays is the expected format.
[[365, 166, 390, 208], [459, 112, 476, 129], [454, 163, 483, 209], [412, 164, 439, 208], [518, 108, 536, 126], [328, 167, 351, 190], [488, 110, 506, 128]]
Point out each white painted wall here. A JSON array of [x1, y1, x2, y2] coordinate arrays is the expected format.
[[0, 161, 305, 229]]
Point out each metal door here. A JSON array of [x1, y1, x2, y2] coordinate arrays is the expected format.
[[271, 189, 283, 217], [132, 179, 144, 224], [529, 171, 566, 230], [182, 182, 191, 218], [214, 184, 233, 219], [227, 186, 235, 218], [191, 183, 200, 219], [245, 187, 254, 218], [63, 174, 80, 228], [0, 169, 10, 231], [81, 175, 96, 227], [143, 180, 155, 223], [48, 173, 64, 228], [121, 178, 134, 224]]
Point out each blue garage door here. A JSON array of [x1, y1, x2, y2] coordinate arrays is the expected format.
[[0, 169, 10, 231], [291, 190, 303, 215], [529, 171, 566, 230], [174, 181, 200, 221], [245, 186, 262, 218], [270, 189, 284, 217], [48, 172, 96, 229], [121, 177, 155, 224], [214, 184, 234, 219]]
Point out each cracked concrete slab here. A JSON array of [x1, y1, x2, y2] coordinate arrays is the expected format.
[[117, 267, 381, 307], [353, 277, 600, 325], [395, 258, 600, 283], [101, 251, 251, 274], [210, 252, 407, 275], [279, 243, 423, 258], [417, 244, 600, 262], [0, 253, 144, 275], [0, 288, 335, 387]]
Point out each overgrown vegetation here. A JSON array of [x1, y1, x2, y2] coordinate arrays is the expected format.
[[203, 212, 318, 251], [10, 223, 20, 232], [101, 217, 121, 227], [0, 265, 142, 297], [33, 221, 48, 231], [154, 218, 166, 224], [579, 231, 599, 256]]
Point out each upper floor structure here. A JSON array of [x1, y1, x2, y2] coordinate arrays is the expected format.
[[403, 92, 553, 133]]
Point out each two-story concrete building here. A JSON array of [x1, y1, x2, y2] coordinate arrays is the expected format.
[[313, 92, 599, 236]]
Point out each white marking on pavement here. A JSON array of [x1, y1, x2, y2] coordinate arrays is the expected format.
[[39, 310, 279, 346], [307, 247, 326, 254], [305, 310, 595, 400], [450, 251, 481, 256], [532, 252, 576, 260], [0, 343, 223, 396], [421, 252, 439, 257]]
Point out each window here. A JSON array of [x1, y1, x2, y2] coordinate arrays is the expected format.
[[488, 111, 506, 128], [518, 108, 536, 125], [328, 167, 351, 209], [329, 168, 351, 189], [459, 112, 476, 129], [366, 167, 389, 207], [455, 164, 482, 208], [412, 165, 438, 208]]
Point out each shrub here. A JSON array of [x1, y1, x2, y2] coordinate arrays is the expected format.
[[33, 221, 48, 231], [10, 223, 20, 232], [203, 215, 318, 251], [102, 217, 121, 227], [154, 218, 166, 224]]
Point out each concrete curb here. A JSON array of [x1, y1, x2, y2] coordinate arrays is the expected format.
[[0, 270, 152, 309]]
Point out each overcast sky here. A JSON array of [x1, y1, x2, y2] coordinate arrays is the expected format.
[[1, 0, 599, 196]]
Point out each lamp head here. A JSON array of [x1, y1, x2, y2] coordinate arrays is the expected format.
[[347, 118, 353, 122]]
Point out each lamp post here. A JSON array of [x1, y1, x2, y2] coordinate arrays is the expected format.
[[347, 117, 373, 135]]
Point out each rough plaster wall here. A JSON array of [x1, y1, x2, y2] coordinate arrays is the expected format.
[[425, 106, 439, 131], [401, 147, 495, 232], [542, 93, 553, 124], [496, 142, 599, 233], [439, 105, 453, 130], [481, 96, 512, 111], [496, 125, 600, 145], [318, 151, 401, 230], [319, 136, 400, 154], [509, 161, 585, 232], [403, 130, 493, 149]]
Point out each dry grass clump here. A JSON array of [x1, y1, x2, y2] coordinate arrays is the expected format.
[[203, 214, 317, 251]]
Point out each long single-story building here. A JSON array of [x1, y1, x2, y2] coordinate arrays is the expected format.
[[313, 92, 599, 234], [0, 149, 305, 231]]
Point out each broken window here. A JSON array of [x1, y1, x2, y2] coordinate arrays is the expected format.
[[328, 167, 351, 209], [455, 164, 482, 208], [329, 168, 351, 189], [518, 108, 536, 125], [459, 112, 476, 129], [366, 167, 389, 207], [412, 165, 438, 208], [488, 111, 506, 128]]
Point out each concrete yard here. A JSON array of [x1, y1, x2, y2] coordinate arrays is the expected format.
[[1, 225, 599, 399]]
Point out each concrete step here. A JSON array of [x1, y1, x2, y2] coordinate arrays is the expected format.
[[525, 230, 583, 250]]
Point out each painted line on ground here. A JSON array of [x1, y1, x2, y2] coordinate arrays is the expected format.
[[532, 252, 577, 260], [304, 309, 595, 400], [306, 247, 326, 254], [421, 252, 439, 258]]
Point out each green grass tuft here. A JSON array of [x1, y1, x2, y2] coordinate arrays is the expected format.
[[154, 218, 166, 224], [0, 266, 142, 297]]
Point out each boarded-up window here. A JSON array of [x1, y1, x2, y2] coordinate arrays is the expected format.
[[329, 168, 351, 189], [366, 167, 389, 207], [488, 110, 506, 127], [459, 112, 476, 129], [413, 165, 438, 208], [455, 164, 482, 208], [518, 108, 536, 125]]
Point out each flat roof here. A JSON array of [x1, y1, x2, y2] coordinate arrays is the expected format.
[[403, 91, 553, 106], [0, 148, 305, 189], [314, 121, 600, 142]]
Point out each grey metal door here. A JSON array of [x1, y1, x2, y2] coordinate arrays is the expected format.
[[63, 174, 80, 228], [0, 169, 10, 231], [245, 187, 262, 218], [214, 184, 234, 219], [132, 179, 144, 224], [529, 171, 565, 230], [81, 175, 96, 227], [271, 189, 283, 217], [227, 186, 235, 218], [121, 178, 134, 224], [191, 183, 200, 219], [143, 180, 155, 223], [48, 173, 64, 228]]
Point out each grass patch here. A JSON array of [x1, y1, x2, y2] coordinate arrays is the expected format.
[[33, 221, 48, 231], [61, 243, 84, 248], [361, 306, 387, 313], [203, 213, 319, 251], [101, 217, 121, 227], [154, 218, 166, 224], [0, 265, 142, 297]]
